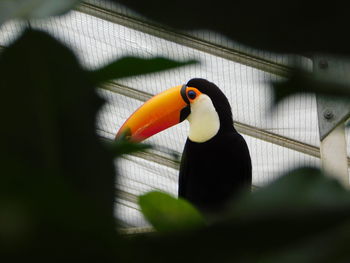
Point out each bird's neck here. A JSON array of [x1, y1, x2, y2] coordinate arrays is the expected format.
[[187, 94, 220, 143]]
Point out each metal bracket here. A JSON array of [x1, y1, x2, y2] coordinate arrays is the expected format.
[[317, 95, 350, 140], [314, 56, 350, 140]]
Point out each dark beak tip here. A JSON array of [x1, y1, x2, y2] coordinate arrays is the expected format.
[[180, 105, 191, 122], [115, 127, 132, 141]]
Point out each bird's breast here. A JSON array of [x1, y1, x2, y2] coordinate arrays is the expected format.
[[179, 131, 252, 211]]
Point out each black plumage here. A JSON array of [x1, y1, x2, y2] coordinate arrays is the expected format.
[[178, 78, 252, 212]]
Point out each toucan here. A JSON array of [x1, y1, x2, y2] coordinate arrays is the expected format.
[[116, 78, 252, 212]]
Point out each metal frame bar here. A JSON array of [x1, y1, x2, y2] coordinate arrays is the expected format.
[[77, 1, 294, 77], [320, 123, 349, 186], [101, 81, 346, 164]]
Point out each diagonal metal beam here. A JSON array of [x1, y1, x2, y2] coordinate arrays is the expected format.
[[77, 1, 294, 77], [100, 81, 331, 161]]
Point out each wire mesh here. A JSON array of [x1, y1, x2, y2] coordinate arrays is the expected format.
[[1, 4, 344, 227]]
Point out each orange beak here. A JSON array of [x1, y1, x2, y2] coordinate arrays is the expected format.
[[116, 85, 191, 142]]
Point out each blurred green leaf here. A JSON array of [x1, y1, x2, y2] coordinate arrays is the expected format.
[[107, 135, 151, 157], [91, 56, 197, 83], [0, 0, 80, 25], [272, 70, 350, 105], [128, 168, 350, 263], [138, 191, 206, 232]]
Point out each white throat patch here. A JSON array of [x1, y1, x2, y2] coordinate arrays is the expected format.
[[187, 94, 220, 143]]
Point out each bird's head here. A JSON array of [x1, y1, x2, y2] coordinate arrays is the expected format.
[[116, 78, 233, 143]]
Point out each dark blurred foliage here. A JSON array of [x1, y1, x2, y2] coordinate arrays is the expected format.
[[112, 0, 349, 55], [128, 168, 350, 263], [0, 29, 118, 262], [0, 0, 350, 262], [272, 69, 350, 105], [92, 57, 197, 83]]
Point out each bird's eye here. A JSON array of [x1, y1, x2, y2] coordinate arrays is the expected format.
[[187, 90, 197, 100]]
